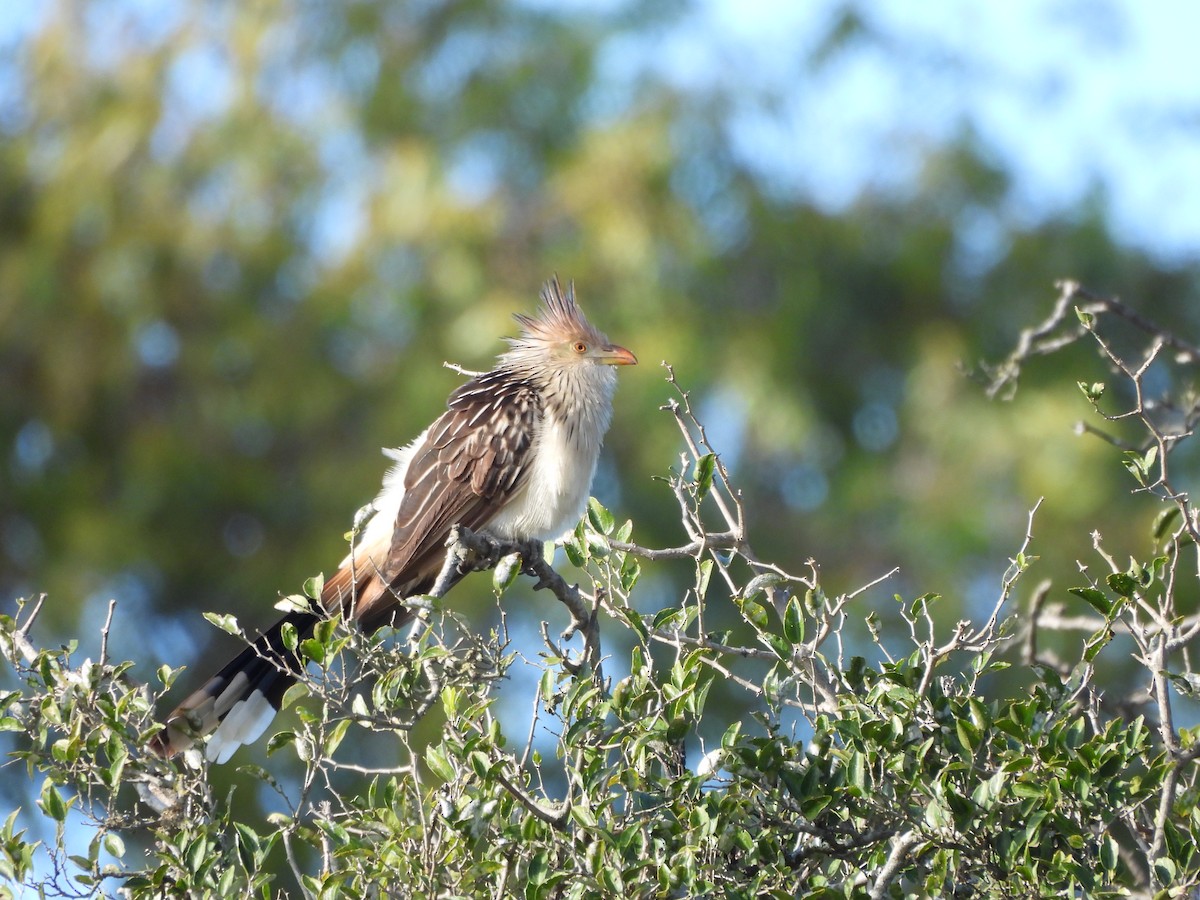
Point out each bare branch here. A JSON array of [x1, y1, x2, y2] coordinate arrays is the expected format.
[[869, 830, 919, 900]]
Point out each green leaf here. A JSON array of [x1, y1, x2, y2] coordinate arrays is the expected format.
[[764, 633, 792, 660], [1153, 506, 1181, 541], [468, 751, 490, 779], [1069, 586, 1112, 616], [275, 594, 312, 614], [1075, 307, 1094, 327], [652, 607, 680, 630], [924, 797, 951, 830], [324, 718, 351, 756], [266, 731, 296, 756], [955, 719, 979, 754], [279, 621, 298, 652], [616, 604, 647, 642], [585, 529, 610, 558], [202, 612, 240, 635], [492, 552, 522, 593], [1099, 835, 1118, 872], [696, 558, 713, 599], [1153, 857, 1177, 884], [692, 453, 716, 499], [302, 574, 325, 600], [782, 595, 805, 644], [102, 831, 125, 860], [38, 779, 68, 823], [619, 555, 641, 592], [968, 698, 991, 731], [736, 596, 769, 630], [563, 524, 587, 567], [1083, 626, 1113, 662], [1106, 572, 1137, 598], [281, 680, 309, 710], [1121, 447, 1157, 486], [587, 497, 615, 535], [425, 743, 455, 783], [847, 750, 866, 791], [527, 850, 549, 887], [300, 638, 326, 665], [743, 572, 786, 601]]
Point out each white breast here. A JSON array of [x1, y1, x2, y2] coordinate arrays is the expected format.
[[485, 413, 599, 542]]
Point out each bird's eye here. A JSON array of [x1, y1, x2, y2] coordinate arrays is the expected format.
[[573, 341, 588, 353]]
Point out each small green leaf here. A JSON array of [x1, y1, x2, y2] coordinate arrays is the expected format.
[[202, 612, 240, 636], [103, 831, 125, 859], [696, 558, 713, 599], [1075, 307, 1094, 327], [1153, 857, 1177, 884], [1084, 626, 1113, 662], [563, 526, 587, 567], [1106, 572, 1137, 598], [692, 453, 716, 499], [468, 751, 490, 779], [300, 638, 325, 665], [275, 594, 312, 614], [425, 744, 455, 782], [782, 595, 805, 644], [765, 633, 792, 660], [616, 604, 647, 642], [1069, 586, 1112, 616], [323, 718, 351, 756], [587, 497, 615, 535], [955, 719, 979, 754], [38, 779, 68, 823], [266, 731, 296, 756], [1122, 448, 1155, 486], [585, 529, 610, 558], [736, 596, 769, 631], [492, 553, 522, 593], [1143, 445, 1158, 472], [302, 574, 325, 600], [743, 573, 786, 601], [280, 621, 298, 652], [620, 555, 641, 592], [1153, 506, 1181, 541], [1099, 835, 1118, 871], [652, 607, 680, 630], [1011, 781, 1043, 800]]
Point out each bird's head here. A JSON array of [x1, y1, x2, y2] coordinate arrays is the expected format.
[[503, 277, 638, 372]]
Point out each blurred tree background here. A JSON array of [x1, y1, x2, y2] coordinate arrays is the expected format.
[[4, 0, 1200, 876]]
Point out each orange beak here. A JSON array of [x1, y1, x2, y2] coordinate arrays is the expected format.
[[598, 344, 638, 366]]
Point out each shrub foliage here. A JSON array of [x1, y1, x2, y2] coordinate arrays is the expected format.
[[4, 286, 1200, 898]]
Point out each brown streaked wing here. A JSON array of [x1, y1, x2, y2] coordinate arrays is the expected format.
[[379, 370, 540, 590]]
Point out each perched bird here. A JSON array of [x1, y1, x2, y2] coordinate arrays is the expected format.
[[150, 278, 636, 763]]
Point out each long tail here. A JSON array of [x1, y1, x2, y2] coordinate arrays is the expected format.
[[149, 526, 450, 762], [148, 607, 322, 763]]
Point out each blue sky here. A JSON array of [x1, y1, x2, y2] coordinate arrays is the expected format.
[[3, 0, 1198, 262], [643, 0, 1200, 262]]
